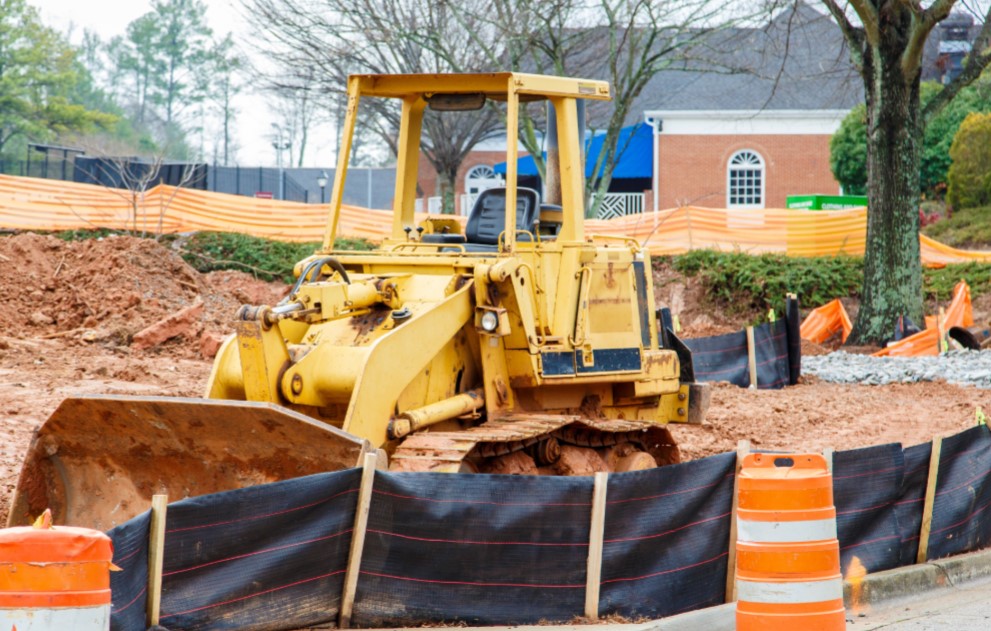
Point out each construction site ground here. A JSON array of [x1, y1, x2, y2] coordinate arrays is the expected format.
[[1, 232, 989, 525]]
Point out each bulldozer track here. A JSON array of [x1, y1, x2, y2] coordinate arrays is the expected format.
[[389, 414, 679, 472]]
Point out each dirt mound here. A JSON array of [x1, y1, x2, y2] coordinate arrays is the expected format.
[[0, 233, 287, 357], [652, 260, 740, 337]]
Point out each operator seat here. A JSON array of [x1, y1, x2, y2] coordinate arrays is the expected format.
[[461, 187, 540, 252]]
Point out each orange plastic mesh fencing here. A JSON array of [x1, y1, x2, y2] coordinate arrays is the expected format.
[[3, 175, 991, 265], [799, 299, 852, 345], [873, 281, 972, 357]]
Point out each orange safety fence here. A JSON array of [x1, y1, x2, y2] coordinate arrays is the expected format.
[[799, 299, 852, 344], [873, 280, 973, 357], [3, 175, 991, 265]]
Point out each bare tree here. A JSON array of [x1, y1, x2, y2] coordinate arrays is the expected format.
[[66, 136, 204, 237], [242, 0, 502, 213], [421, 0, 784, 216], [267, 66, 327, 168], [820, 0, 991, 343], [211, 33, 243, 166]]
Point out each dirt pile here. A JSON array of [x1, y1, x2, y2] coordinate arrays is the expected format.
[[0, 234, 287, 357]]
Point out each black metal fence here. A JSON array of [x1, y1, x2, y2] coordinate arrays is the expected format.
[[1, 159, 395, 208]]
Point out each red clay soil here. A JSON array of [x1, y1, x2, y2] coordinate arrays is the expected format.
[[1, 233, 989, 525]]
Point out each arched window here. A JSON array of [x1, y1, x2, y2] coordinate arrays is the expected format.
[[727, 150, 765, 208], [465, 164, 500, 194]]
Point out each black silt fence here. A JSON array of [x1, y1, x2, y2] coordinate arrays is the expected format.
[[353, 472, 592, 626], [109, 469, 361, 631], [600, 452, 735, 618], [107, 511, 151, 631], [895, 442, 932, 565], [107, 424, 991, 630], [926, 425, 991, 559], [683, 296, 800, 390], [833, 444, 904, 575]]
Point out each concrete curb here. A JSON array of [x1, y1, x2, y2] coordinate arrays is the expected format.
[[847, 546, 991, 607]]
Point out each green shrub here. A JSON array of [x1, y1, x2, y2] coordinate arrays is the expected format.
[[924, 262, 991, 302], [178, 232, 375, 283], [665, 250, 863, 315], [662, 250, 991, 316], [947, 112, 991, 210], [829, 104, 868, 196]]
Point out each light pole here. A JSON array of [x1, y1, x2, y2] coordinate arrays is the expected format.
[[317, 171, 329, 204], [270, 123, 289, 200]]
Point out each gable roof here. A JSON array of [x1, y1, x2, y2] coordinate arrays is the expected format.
[[627, 2, 863, 119]]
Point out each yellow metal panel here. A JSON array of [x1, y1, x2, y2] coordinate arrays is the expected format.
[[348, 73, 611, 101], [514, 73, 611, 101], [551, 97, 586, 242], [323, 76, 361, 249], [205, 334, 243, 399], [358, 73, 515, 97], [341, 282, 475, 447], [503, 79, 519, 252], [235, 320, 291, 403], [392, 97, 426, 239], [655, 385, 691, 424]]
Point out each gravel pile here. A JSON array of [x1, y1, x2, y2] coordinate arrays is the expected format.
[[803, 350, 991, 388]]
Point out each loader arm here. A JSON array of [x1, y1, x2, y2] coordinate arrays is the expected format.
[[338, 281, 475, 446]]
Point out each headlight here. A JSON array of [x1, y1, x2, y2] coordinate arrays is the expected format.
[[480, 310, 499, 332]]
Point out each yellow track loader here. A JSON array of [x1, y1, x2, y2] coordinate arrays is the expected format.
[[9, 73, 709, 531]]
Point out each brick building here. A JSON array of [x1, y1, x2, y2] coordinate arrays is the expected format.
[[417, 2, 974, 215], [632, 2, 862, 211], [645, 110, 848, 210]]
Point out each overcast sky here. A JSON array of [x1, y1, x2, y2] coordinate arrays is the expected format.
[[34, 0, 336, 168]]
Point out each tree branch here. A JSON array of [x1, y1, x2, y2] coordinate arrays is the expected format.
[[922, 5, 991, 122], [821, 0, 866, 71], [844, 0, 880, 46], [903, 0, 957, 77]]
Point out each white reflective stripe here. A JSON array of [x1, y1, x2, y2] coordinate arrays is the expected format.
[[737, 517, 837, 543], [0, 604, 110, 630], [737, 578, 843, 604]]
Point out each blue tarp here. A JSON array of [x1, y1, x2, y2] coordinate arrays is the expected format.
[[494, 124, 652, 180]]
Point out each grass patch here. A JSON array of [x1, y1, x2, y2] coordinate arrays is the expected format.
[[662, 250, 991, 315], [923, 204, 991, 248], [925, 262, 991, 302], [177, 232, 375, 282]]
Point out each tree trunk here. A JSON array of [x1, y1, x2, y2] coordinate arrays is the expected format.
[[438, 169, 457, 215], [848, 35, 924, 344]]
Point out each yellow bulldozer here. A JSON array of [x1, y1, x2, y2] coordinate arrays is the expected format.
[[9, 73, 708, 531]]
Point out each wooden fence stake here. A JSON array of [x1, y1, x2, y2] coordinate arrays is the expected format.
[[147, 494, 168, 627], [339, 451, 378, 629], [746, 326, 758, 389], [822, 447, 834, 474], [585, 472, 609, 620], [917, 435, 944, 564], [725, 439, 751, 603]]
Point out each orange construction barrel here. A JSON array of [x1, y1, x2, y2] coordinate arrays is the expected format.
[[0, 524, 113, 630], [735, 453, 844, 630]]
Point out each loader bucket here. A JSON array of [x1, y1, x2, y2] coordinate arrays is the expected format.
[[7, 395, 370, 531]]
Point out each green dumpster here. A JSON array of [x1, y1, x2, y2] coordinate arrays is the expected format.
[[786, 194, 867, 210]]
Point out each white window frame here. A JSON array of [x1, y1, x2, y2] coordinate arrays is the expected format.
[[464, 164, 500, 193], [726, 150, 765, 209]]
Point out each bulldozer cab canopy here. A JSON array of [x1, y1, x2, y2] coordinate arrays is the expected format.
[[322, 73, 612, 252], [352, 73, 611, 101]]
